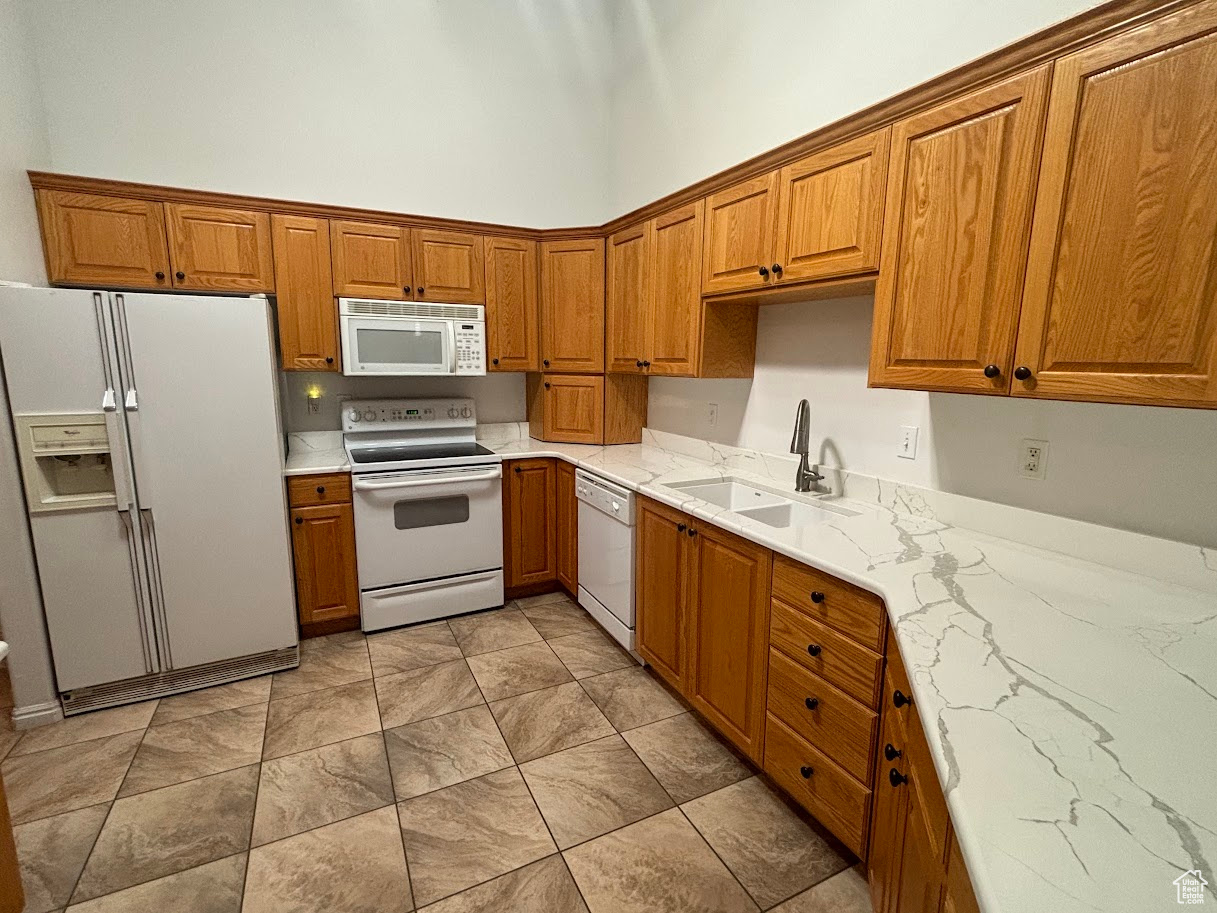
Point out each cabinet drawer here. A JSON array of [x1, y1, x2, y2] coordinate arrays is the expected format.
[[765, 713, 870, 856], [287, 473, 352, 507], [773, 555, 885, 650], [770, 599, 883, 708], [767, 649, 877, 783]]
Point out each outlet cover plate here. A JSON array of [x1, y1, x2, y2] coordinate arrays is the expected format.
[[1020, 439, 1048, 480]]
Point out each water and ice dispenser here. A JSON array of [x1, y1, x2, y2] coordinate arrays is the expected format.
[[12, 413, 117, 512]]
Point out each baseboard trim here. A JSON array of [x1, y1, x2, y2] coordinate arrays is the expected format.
[[12, 701, 63, 730]]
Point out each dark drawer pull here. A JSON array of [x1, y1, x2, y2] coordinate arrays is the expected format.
[[676, 523, 686, 532], [806, 644, 822, 657], [316, 486, 326, 494], [810, 591, 825, 603], [884, 743, 902, 761], [889, 768, 908, 788], [294, 516, 302, 525], [892, 689, 912, 708], [800, 765, 813, 779], [804, 697, 819, 711]]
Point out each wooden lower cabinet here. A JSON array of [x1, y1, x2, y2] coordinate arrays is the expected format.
[[503, 458, 556, 588], [555, 459, 578, 594], [635, 497, 692, 692], [289, 473, 360, 635]]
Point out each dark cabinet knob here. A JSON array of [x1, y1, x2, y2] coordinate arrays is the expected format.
[[983, 364, 1001, 378], [154, 271, 165, 281], [806, 644, 822, 657], [1014, 366, 1032, 381], [294, 516, 302, 525], [417, 287, 425, 295], [642, 360, 651, 367], [676, 523, 686, 532], [514, 466, 522, 474], [810, 591, 825, 604], [544, 382, 551, 389], [403, 286, 410, 294], [316, 486, 326, 494], [543, 359, 550, 367], [800, 765, 814, 779], [687, 527, 697, 537], [175, 271, 185, 281], [492, 358, 500, 365], [325, 356, 334, 364], [889, 768, 909, 788], [758, 266, 769, 278], [636, 360, 644, 368], [772, 263, 783, 275], [884, 743, 902, 761], [804, 697, 819, 710], [893, 689, 912, 708]]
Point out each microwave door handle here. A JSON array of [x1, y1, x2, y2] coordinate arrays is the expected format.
[[352, 469, 502, 491], [448, 324, 458, 373]]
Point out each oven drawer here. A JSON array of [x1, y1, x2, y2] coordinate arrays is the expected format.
[[361, 570, 504, 632]]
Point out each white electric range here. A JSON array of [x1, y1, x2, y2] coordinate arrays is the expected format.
[[343, 398, 504, 632]]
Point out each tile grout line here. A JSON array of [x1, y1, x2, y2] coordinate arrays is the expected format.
[[675, 803, 770, 912], [384, 623, 419, 911], [239, 697, 274, 906]]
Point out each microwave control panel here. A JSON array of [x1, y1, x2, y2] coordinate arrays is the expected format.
[[454, 322, 486, 375]]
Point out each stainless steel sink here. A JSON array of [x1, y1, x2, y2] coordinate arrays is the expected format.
[[669, 477, 859, 528]]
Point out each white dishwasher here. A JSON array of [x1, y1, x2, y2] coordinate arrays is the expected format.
[[575, 469, 637, 652]]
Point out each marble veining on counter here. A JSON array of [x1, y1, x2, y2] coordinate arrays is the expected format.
[[285, 424, 1217, 913], [284, 431, 347, 476]]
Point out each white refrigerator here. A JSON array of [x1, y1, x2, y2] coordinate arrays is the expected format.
[[0, 286, 298, 713]]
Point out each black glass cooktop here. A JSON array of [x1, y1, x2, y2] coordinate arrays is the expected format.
[[349, 442, 496, 464]]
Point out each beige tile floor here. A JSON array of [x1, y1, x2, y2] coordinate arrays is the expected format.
[[2, 592, 873, 913]]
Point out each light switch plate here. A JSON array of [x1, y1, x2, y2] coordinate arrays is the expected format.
[[897, 425, 919, 460]]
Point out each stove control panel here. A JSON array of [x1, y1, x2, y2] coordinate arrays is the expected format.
[[342, 398, 476, 432]]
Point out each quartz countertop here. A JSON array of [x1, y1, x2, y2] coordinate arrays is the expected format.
[[286, 425, 1217, 913]]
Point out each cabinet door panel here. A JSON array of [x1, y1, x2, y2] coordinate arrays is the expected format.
[[702, 173, 780, 294], [869, 67, 1050, 394], [541, 239, 605, 373], [606, 222, 651, 373], [504, 458, 556, 587], [412, 228, 485, 303], [37, 190, 171, 289], [542, 374, 603, 444], [635, 497, 691, 691], [867, 704, 909, 913], [776, 128, 890, 282], [485, 236, 539, 371], [272, 214, 338, 371], [291, 502, 359, 626], [330, 220, 411, 299], [687, 523, 771, 761], [1015, 3, 1217, 407], [555, 459, 578, 593], [165, 204, 274, 291], [650, 202, 705, 376]]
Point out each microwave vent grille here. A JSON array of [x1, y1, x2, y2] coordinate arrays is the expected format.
[[341, 299, 483, 321]]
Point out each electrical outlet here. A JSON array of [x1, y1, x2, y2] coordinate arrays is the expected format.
[[1020, 439, 1048, 479], [706, 403, 719, 428], [897, 425, 919, 460]]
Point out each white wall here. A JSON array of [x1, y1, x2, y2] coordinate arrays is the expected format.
[[281, 371, 525, 433], [607, 0, 1104, 214], [0, 0, 61, 716], [648, 298, 1217, 547], [23, 0, 614, 226]]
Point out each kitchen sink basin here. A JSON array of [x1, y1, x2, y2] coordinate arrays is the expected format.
[[668, 478, 787, 511], [669, 477, 860, 527]]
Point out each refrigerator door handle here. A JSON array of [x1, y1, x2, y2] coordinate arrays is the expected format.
[[139, 508, 173, 669], [120, 510, 156, 674], [114, 293, 139, 410], [93, 292, 117, 405]]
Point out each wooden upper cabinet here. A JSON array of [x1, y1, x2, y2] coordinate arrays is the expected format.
[[868, 66, 1051, 395], [702, 172, 780, 295], [606, 221, 651, 373], [37, 190, 171, 289], [484, 236, 539, 371], [635, 497, 691, 692], [649, 201, 705, 376], [504, 458, 556, 587], [272, 214, 338, 371], [686, 522, 772, 762], [330, 220, 412, 299], [1014, 2, 1217, 408], [540, 238, 605, 373], [775, 128, 890, 283], [539, 374, 604, 444], [164, 203, 274, 292], [411, 228, 485, 303]]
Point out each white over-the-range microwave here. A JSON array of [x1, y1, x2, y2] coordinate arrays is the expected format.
[[339, 298, 487, 376]]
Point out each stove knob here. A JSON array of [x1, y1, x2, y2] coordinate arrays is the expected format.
[[447, 407, 459, 418], [363, 409, 376, 421], [348, 410, 361, 423], [460, 406, 472, 418]]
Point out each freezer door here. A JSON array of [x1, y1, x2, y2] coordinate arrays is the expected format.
[[116, 293, 297, 669], [0, 286, 159, 688]]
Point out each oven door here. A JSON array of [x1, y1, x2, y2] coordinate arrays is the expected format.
[[351, 464, 503, 589], [341, 314, 455, 375]]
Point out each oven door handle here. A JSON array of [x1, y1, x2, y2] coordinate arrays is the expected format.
[[352, 468, 502, 491]]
